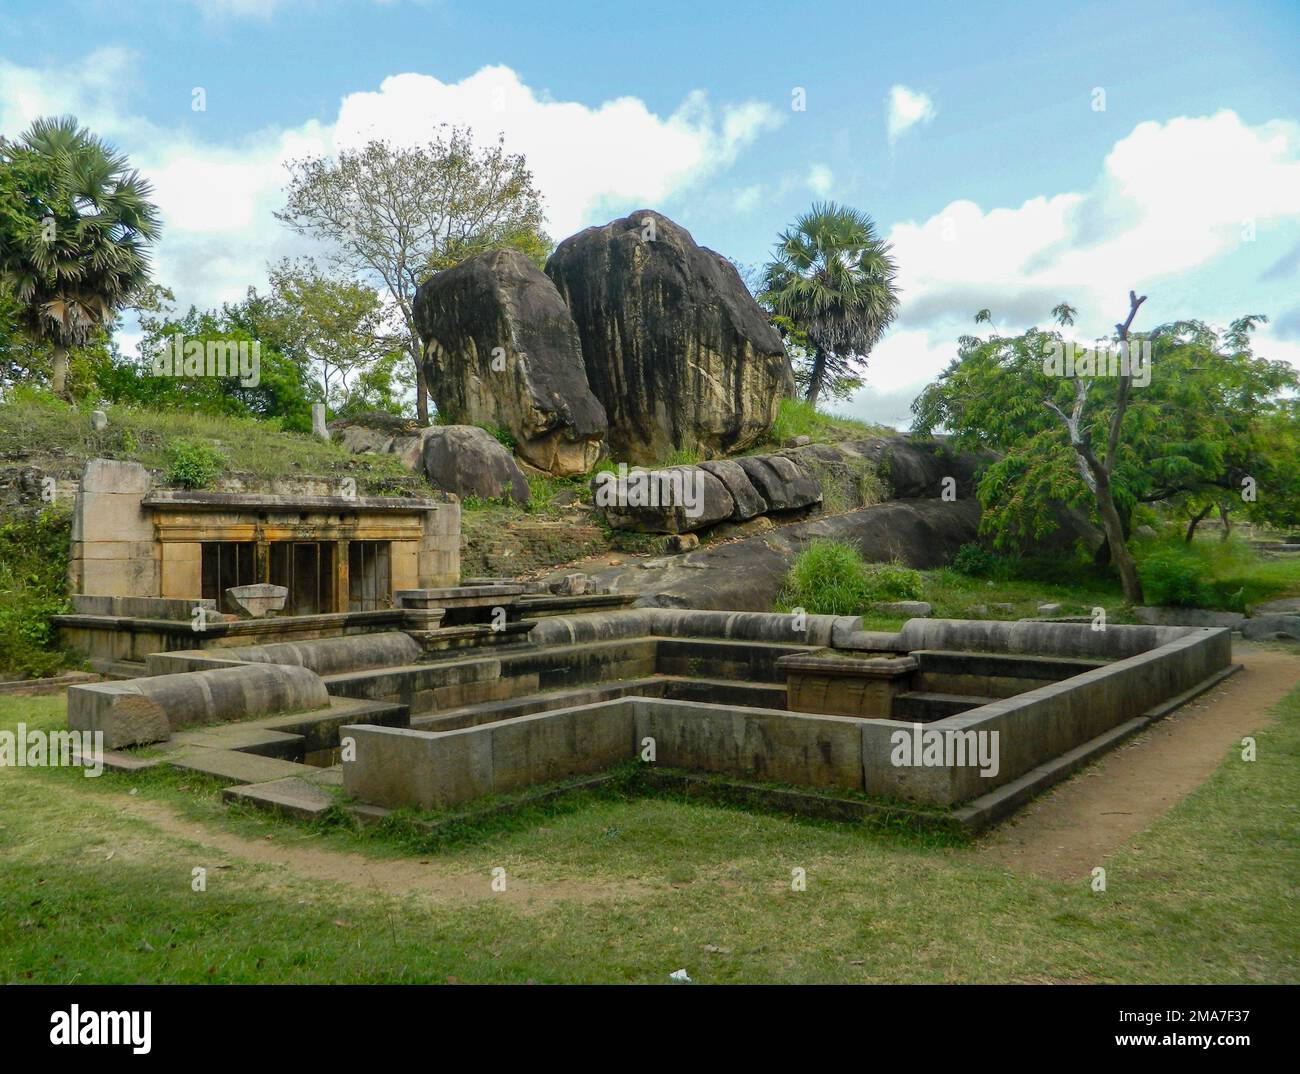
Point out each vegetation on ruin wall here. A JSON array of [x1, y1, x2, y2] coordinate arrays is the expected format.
[[0, 506, 72, 680], [1, 685, 1296, 983], [0, 387, 418, 495]]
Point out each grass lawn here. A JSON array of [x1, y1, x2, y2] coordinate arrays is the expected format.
[[2, 679, 1296, 985]]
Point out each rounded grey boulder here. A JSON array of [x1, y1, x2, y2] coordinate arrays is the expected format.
[[420, 425, 530, 505], [414, 249, 608, 476], [546, 210, 793, 464]]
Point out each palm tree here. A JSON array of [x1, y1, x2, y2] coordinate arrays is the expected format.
[[762, 202, 899, 408], [0, 116, 160, 397]]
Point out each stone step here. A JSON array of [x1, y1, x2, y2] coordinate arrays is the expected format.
[[412, 677, 664, 731], [166, 748, 333, 787], [222, 777, 336, 820]]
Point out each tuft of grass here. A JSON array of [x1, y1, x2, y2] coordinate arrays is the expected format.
[[659, 447, 701, 467], [777, 540, 923, 616], [767, 398, 885, 446]]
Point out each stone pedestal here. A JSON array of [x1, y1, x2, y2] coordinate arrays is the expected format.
[[776, 650, 918, 719], [396, 584, 523, 627]]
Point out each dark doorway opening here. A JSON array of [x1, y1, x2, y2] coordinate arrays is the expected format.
[[348, 540, 392, 611], [269, 541, 336, 616]]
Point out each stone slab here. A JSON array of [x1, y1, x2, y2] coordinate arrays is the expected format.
[[166, 748, 319, 786], [223, 777, 335, 820]]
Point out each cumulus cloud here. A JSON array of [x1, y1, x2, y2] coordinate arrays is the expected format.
[[0, 55, 781, 312], [331, 67, 782, 239], [806, 163, 834, 196], [886, 85, 935, 144], [842, 109, 1300, 428], [889, 110, 1300, 330]]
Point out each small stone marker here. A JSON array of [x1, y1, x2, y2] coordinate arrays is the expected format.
[[90, 410, 108, 431]]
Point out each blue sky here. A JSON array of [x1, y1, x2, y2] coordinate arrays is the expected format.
[[3, 0, 1299, 425]]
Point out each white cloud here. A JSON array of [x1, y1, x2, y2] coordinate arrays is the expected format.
[[886, 85, 935, 144], [806, 163, 834, 196], [850, 109, 1300, 428], [889, 110, 1300, 328], [332, 67, 782, 240], [0, 55, 781, 318]]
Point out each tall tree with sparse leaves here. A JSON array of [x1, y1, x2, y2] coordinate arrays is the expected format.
[[276, 128, 550, 423]]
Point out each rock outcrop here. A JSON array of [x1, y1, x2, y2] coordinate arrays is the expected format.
[[418, 425, 529, 505], [543, 498, 985, 612], [414, 249, 608, 476], [596, 465, 737, 534], [594, 453, 821, 534], [546, 210, 793, 463]]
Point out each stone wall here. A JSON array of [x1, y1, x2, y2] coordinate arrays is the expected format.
[[68, 460, 158, 598]]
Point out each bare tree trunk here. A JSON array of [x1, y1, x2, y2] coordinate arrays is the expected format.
[[805, 347, 827, 409], [409, 334, 429, 425], [416, 369, 429, 424], [1044, 291, 1147, 605], [52, 343, 70, 399], [1185, 504, 1212, 543], [1218, 503, 1232, 541], [1096, 468, 1143, 603]]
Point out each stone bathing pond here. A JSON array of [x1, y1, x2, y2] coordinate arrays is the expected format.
[[61, 581, 1238, 834]]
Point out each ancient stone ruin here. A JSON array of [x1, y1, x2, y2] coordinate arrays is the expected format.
[[63, 582, 1238, 833]]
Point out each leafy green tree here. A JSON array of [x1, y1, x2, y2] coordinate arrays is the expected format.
[[101, 290, 314, 432], [913, 300, 1300, 603], [0, 116, 160, 398], [266, 258, 400, 413], [761, 202, 898, 408], [276, 127, 550, 422]]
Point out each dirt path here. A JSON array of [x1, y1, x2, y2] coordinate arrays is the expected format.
[[977, 644, 1300, 880], [108, 795, 651, 910]]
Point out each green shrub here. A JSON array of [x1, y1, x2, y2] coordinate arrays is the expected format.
[[951, 542, 999, 577], [778, 541, 921, 614], [1138, 546, 1211, 608], [165, 439, 227, 489], [0, 507, 73, 679], [778, 540, 872, 616], [862, 562, 924, 601]]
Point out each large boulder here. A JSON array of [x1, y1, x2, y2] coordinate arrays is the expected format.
[[595, 465, 736, 534], [546, 210, 793, 463], [699, 460, 767, 521], [419, 425, 529, 505], [414, 249, 608, 477], [735, 455, 822, 513], [541, 498, 984, 612]]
